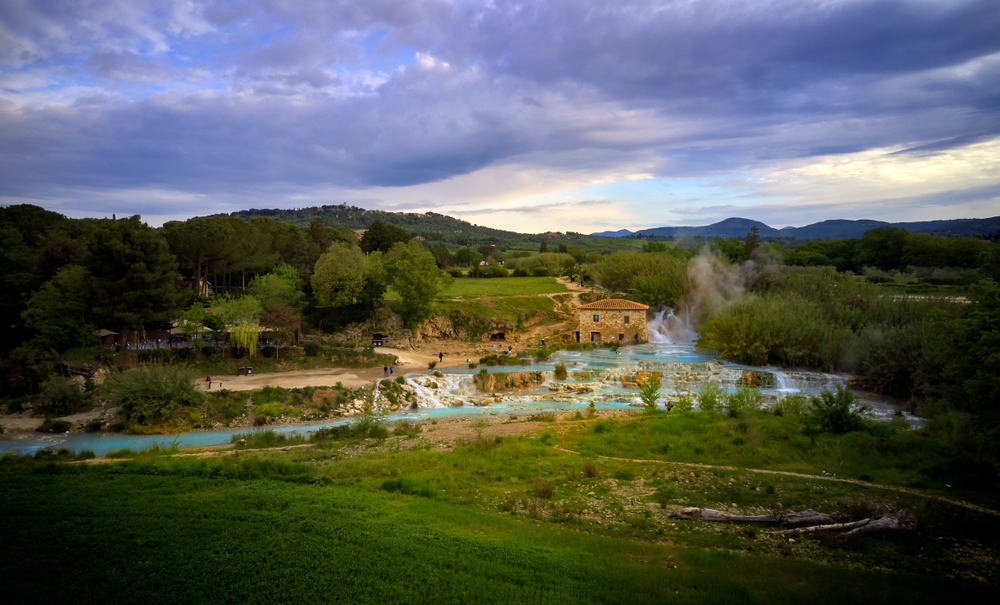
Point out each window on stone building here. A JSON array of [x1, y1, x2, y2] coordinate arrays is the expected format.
[[624, 315, 630, 324], [593, 314, 599, 322]]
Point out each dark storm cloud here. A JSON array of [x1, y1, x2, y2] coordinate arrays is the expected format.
[[1, 0, 998, 213]]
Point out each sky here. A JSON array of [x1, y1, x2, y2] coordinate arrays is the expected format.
[[1, 0, 998, 233]]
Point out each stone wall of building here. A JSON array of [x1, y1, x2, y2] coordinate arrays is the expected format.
[[576, 309, 648, 344]]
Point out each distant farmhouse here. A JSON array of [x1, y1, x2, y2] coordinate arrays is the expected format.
[[576, 299, 649, 344]]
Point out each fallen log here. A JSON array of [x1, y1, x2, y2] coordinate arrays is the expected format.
[[669, 507, 778, 523], [845, 510, 915, 536], [777, 509, 836, 526], [775, 518, 871, 535], [775, 510, 915, 536]]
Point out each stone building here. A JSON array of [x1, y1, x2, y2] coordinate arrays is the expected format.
[[576, 299, 649, 344]]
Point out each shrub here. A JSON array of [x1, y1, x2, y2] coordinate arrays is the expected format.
[[534, 480, 556, 499], [805, 385, 872, 434], [257, 386, 288, 402], [773, 394, 807, 419], [527, 412, 556, 422], [254, 401, 296, 422], [639, 373, 661, 409], [553, 363, 568, 380], [697, 381, 724, 413], [101, 365, 203, 425], [673, 391, 694, 412], [393, 421, 422, 437], [231, 430, 305, 449], [37, 418, 72, 433], [353, 413, 389, 439], [38, 376, 87, 416], [303, 342, 321, 357], [727, 386, 762, 416]]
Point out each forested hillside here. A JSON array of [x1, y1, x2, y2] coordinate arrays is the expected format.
[[217, 204, 642, 253]]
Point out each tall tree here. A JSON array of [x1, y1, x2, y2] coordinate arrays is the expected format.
[[360, 220, 411, 254], [249, 264, 305, 312], [21, 265, 96, 354], [311, 242, 366, 307], [385, 240, 450, 329], [261, 304, 300, 359], [742, 226, 761, 261], [85, 216, 186, 343]]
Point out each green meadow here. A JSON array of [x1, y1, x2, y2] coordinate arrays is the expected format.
[[3, 410, 996, 603]]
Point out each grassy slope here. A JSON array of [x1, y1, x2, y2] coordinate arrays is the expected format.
[[2, 412, 996, 603], [1, 467, 984, 605], [440, 276, 568, 298]]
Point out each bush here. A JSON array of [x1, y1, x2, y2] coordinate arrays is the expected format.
[[673, 391, 694, 412], [553, 363, 568, 380], [38, 376, 87, 416], [36, 418, 72, 433], [639, 373, 661, 409], [101, 365, 203, 425], [380, 477, 437, 498], [303, 342, 321, 357], [805, 386, 871, 434], [231, 430, 305, 449], [697, 382, 724, 413], [393, 421, 422, 437], [727, 387, 762, 416], [773, 394, 807, 418]]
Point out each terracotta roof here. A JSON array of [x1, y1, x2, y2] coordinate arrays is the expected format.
[[578, 298, 649, 310]]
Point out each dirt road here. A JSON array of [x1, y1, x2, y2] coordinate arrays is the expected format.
[[209, 345, 481, 391]]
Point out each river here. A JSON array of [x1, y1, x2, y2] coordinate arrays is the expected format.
[[0, 339, 919, 457]]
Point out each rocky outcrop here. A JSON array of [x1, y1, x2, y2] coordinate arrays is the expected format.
[[473, 370, 545, 392], [620, 371, 663, 389], [739, 370, 776, 388]]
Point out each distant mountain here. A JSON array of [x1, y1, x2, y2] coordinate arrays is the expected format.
[[637, 217, 779, 238], [592, 216, 1000, 240], [590, 228, 635, 237], [785, 219, 888, 239]]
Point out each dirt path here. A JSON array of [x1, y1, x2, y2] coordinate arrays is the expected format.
[[552, 446, 1000, 518], [206, 346, 480, 392]]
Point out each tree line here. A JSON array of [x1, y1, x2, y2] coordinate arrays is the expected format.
[[0, 206, 451, 397]]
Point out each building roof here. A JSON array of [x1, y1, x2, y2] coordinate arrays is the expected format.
[[578, 298, 649, 311]]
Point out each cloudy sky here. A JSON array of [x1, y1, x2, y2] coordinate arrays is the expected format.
[[2, 0, 998, 232]]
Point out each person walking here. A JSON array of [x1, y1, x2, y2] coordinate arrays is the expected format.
[[389, 365, 394, 375], [383, 366, 388, 377], [438, 352, 444, 363], [206, 375, 212, 390]]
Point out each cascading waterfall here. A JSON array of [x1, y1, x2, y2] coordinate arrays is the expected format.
[[401, 374, 476, 408], [646, 306, 696, 344]]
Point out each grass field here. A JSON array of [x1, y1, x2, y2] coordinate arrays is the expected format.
[[2, 411, 996, 603], [439, 276, 568, 299], [384, 276, 567, 302]]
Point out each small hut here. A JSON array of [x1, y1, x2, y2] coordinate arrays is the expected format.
[[95, 328, 118, 347]]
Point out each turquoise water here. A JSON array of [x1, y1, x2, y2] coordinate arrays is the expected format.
[[0, 341, 915, 457]]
